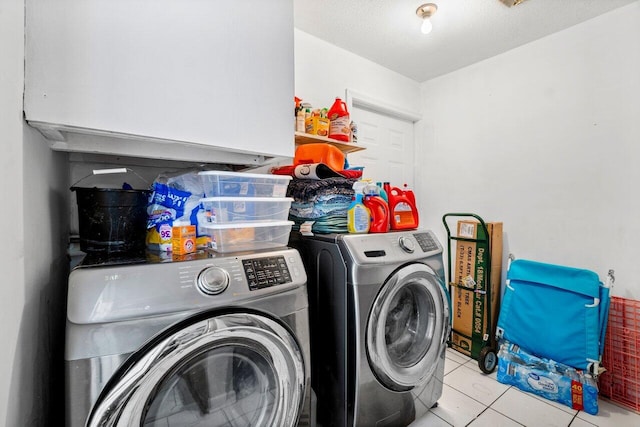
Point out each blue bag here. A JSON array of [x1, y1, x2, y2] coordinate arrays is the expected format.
[[497, 340, 599, 415]]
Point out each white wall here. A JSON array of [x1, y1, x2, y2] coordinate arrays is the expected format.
[[1, 0, 69, 424], [15, 125, 69, 425], [0, 0, 27, 423], [294, 29, 421, 116], [417, 3, 640, 298]]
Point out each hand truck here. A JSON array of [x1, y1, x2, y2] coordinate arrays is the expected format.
[[442, 213, 499, 374]]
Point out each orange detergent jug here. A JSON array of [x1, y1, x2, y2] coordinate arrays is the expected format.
[[364, 195, 390, 233], [384, 182, 419, 230], [328, 97, 350, 142]]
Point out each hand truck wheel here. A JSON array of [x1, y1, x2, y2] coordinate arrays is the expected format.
[[478, 346, 497, 374]]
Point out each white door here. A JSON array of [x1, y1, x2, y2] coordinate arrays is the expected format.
[[86, 312, 306, 427], [347, 107, 415, 188]]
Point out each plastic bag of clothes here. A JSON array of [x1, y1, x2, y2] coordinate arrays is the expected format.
[[146, 170, 210, 252], [287, 177, 356, 233]]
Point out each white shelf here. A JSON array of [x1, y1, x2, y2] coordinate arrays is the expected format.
[[294, 131, 365, 154]]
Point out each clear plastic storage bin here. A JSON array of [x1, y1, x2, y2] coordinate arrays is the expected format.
[[198, 171, 292, 198], [200, 197, 293, 224], [201, 221, 294, 253]]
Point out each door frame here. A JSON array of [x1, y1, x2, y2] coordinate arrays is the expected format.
[[345, 89, 422, 123], [344, 89, 422, 188]]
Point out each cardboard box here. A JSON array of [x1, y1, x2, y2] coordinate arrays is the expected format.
[[450, 220, 503, 359], [304, 116, 330, 137], [172, 225, 196, 255]]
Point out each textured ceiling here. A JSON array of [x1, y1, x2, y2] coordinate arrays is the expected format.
[[294, 0, 636, 82]]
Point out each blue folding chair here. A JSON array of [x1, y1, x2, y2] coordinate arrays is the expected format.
[[496, 257, 612, 375]]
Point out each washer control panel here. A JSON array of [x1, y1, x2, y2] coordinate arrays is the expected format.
[[242, 255, 292, 291], [413, 232, 440, 252]]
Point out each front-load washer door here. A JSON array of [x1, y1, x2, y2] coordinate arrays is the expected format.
[[86, 311, 305, 427], [367, 263, 450, 391]]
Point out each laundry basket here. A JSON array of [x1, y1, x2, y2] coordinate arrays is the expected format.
[[598, 296, 640, 412]]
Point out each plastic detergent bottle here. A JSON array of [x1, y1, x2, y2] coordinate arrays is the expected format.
[[294, 97, 304, 131], [403, 183, 417, 206], [364, 194, 390, 233], [385, 182, 419, 230], [328, 97, 350, 142], [348, 181, 370, 234], [363, 182, 380, 197], [376, 182, 388, 203], [347, 194, 370, 234]]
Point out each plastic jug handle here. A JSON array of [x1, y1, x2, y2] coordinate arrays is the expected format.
[[390, 187, 402, 196], [341, 101, 349, 112]]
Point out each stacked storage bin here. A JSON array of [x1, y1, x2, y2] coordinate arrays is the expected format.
[[198, 171, 294, 253]]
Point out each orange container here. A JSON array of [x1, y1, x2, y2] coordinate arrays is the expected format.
[[364, 195, 390, 233], [384, 183, 419, 230], [294, 143, 345, 172]]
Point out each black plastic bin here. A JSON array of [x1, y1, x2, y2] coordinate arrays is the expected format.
[[72, 187, 150, 254]]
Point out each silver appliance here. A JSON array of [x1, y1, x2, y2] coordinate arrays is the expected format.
[[290, 230, 450, 427], [65, 248, 313, 427]]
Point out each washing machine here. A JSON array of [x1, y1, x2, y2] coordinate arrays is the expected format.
[[290, 230, 450, 427], [65, 248, 313, 427]]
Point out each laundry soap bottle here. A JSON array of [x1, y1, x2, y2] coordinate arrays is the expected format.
[[328, 97, 350, 142], [348, 181, 370, 234], [364, 194, 390, 233], [384, 182, 419, 230], [376, 182, 389, 203]]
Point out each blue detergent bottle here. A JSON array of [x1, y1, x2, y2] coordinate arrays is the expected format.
[[376, 182, 389, 203]]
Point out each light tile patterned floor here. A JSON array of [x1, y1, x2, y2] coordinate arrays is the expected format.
[[409, 349, 640, 427]]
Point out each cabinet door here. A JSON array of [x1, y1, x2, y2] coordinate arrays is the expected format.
[[25, 0, 294, 162]]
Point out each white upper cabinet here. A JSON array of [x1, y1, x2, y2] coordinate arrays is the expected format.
[[24, 0, 294, 165]]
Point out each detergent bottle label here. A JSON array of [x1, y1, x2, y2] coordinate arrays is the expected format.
[[348, 203, 370, 233], [329, 116, 350, 141], [393, 202, 414, 225]]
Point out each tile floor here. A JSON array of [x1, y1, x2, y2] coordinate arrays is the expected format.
[[409, 349, 640, 427]]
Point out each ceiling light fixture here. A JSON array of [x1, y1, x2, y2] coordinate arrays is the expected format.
[[499, 0, 528, 6], [416, 3, 438, 35]]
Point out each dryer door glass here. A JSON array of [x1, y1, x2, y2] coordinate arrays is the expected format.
[[367, 264, 450, 391], [86, 313, 305, 427]]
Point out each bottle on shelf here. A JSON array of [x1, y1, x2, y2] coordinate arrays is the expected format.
[[328, 97, 350, 142]]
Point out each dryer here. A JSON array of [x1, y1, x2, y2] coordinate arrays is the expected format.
[[65, 248, 313, 427], [290, 230, 450, 427]]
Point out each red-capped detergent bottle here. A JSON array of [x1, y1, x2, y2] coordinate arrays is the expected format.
[[386, 183, 419, 230], [403, 183, 417, 206], [364, 194, 390, 233], [328, 97, 350, 142]]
